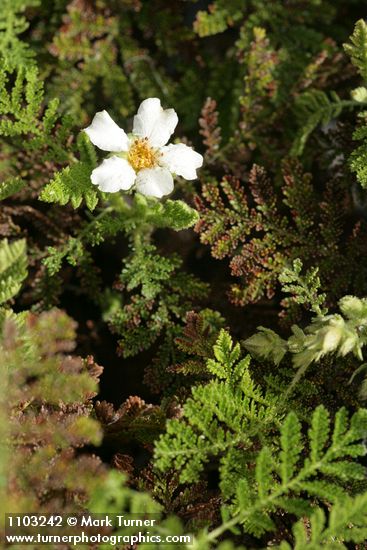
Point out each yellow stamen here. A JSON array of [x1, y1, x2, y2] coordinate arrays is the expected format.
[[127, 138, 160, 171]]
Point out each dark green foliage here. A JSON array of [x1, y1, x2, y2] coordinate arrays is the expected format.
[[110, 243, 208, 357], [155, 331, 367, 543], [349, 115, 367, 188], [276, 493, 367, 549], [40, 132, 98, 210], [0, 66, 58, 138], [291, 90, 350, 156], [3, 2, 367, 549], [155, 330, 281, 486], [0, 0, 39, 68], [41, 195, 201, 309]]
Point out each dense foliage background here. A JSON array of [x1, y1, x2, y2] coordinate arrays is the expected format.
[[3, 0, 367, 548]]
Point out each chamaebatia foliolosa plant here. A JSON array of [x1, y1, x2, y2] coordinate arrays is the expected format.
[[2, 1, 367, 548]]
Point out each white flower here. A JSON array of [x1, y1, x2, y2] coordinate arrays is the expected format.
[[84, 98, 203, 198]]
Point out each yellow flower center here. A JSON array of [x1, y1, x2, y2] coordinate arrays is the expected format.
[[127, 138, 160, 171]]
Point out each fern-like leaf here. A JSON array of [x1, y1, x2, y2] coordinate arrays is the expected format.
[[146, 197, 200, 230], [0, 238, 27, 304], [155, 330, 279, 487], [279, 258, 327, 316], [0, 0, 40, 69], [279, 412, 303, 484], [291, 91, 344, 156], [277, 493, 367, 549], [308, 404, 330, 463], [0, 177, 25, 201], [40, 133, 98, 211], [0, 66, 44, 136], [344, 19, 367, 82]]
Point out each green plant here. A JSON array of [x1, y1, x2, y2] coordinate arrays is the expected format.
[[1, 308, 105, 521], [109, 243, 207, 357], [276, 493, 367, 549], [3, 3, 367, 549], [154, 330, 281, 487], [155, 332, 367, 545], [0, 0, 39, 69], [245, 294, 367, 371], [0, 238, 27, 307]]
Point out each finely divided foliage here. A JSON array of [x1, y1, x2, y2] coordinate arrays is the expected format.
[[277, 495, 367, 549], [155, 332, 367, 541], [40, 132, 99, 210], [0, 239, 27, 306], [155, 330, 280, 493], [2, 1, 367, 549]]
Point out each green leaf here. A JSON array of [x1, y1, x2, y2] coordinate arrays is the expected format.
[[0, 177, 25, 201], [331, 407, 348, 444], [213, 329, 234, 364], [154, 331, 279, 488], [255, 447, 273, 498], [40, 133, 98, 211], [344, 19, 367, 82], [308, 405, 330, 463], [244, 327, 287, 365], [349, 123, 367, 188], [279, 412, 303, 484], [276, 494, 367, 548], [0, 0, 40, 69], [0, 238, 27, 304], [0, 66, 44, 136], [279, 259, 327, 316], [148, 198, 200, 230], [291, 90, 344, 155]]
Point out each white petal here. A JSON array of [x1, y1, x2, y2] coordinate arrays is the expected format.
[[91, 156, 136, 192], [160, 143, 203, 180], [133, 98, 178, 147], [135, 167, 174, 198], [84, 110, 129, 152]]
